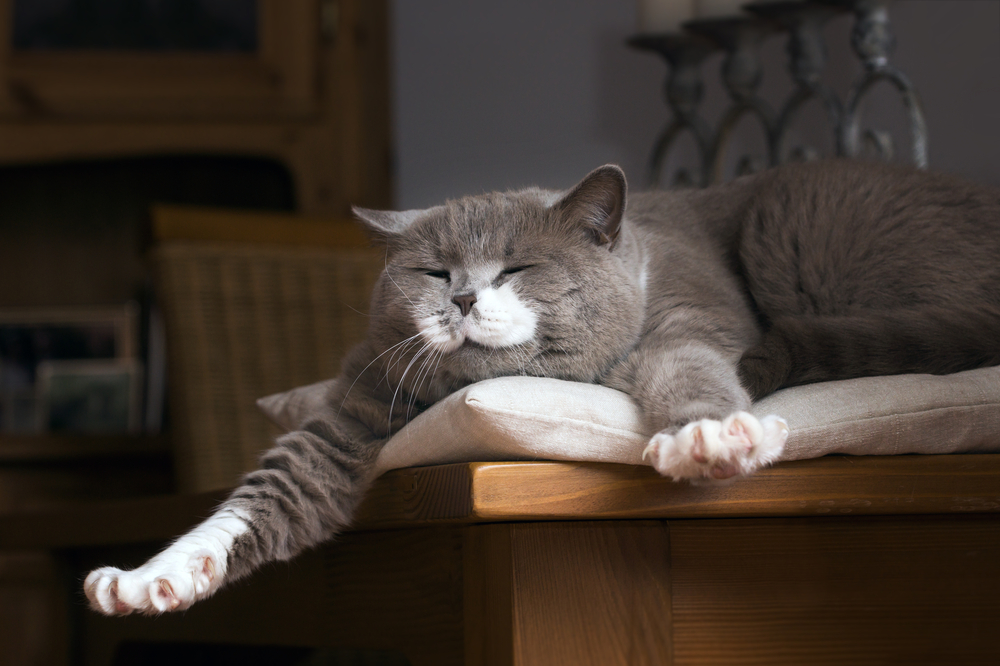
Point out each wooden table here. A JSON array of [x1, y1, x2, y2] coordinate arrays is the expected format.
[[5, 455, 1000, 666]]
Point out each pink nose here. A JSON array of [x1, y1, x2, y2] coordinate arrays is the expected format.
[[452, 293, 477, 317]]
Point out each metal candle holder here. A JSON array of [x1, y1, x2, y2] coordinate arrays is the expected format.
[[628, 33, 718, 187], [746, 0, 848, 162], [828, 0, 928, 166], [685, 15, 779, 182], [628, 0, 929, 186]]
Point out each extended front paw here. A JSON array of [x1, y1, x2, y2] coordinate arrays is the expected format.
[[642, 412, 788, 483], [84, 550, 222, 616]]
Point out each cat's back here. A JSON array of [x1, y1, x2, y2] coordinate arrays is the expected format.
[[740, 159, 1000, 312]]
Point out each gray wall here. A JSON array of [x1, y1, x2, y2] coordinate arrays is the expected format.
[[391, 0, 1000, 209]]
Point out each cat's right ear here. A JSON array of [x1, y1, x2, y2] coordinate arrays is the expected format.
[[352, 206, 428, 238], [556, 165, 627, 250]]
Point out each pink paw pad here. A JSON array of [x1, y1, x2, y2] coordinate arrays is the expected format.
[[689, 426, 709, 463], [193, 556, 216, 595], [110, 582, 133, 616]]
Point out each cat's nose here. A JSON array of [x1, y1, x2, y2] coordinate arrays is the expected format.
[[452, 293, 477, 317]]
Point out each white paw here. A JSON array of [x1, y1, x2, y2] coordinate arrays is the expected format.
[[84, 550, 221, 616], [642, 412, 788, 483], [83, 508, 247, 616]]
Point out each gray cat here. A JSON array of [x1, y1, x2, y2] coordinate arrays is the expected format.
[[86, 159, 1000, 615]]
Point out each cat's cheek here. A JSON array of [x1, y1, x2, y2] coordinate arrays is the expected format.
[[417, 315, 464, 353]]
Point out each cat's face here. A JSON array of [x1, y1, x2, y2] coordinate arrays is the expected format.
[[357, 166, 645, 394]]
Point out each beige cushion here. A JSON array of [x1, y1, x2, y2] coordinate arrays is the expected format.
[[257, 366, 1000, 477]]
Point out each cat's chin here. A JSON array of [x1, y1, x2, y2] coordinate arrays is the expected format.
[[435, 339, 541, 384]]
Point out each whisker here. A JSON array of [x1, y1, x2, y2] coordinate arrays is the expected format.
[[388, 342, 432, 436], [383, 250, 416, 309], [338, 333, 421, 418], [408, 348, 442, 420], [381, 335, 422, 386]]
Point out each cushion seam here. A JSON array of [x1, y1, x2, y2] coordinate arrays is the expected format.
[[465, 398, 649, 438]]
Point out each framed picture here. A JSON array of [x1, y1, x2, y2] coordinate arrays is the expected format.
[[36, 359, 143, 434], [0, 303, 139, 433]]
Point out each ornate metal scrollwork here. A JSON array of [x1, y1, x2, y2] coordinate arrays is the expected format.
[[629, 0, 929, 187], [834, 0, 928, 167], [628, 34, 718, 187], [686, 17, 779, 184], [747, 1, 848, 163]]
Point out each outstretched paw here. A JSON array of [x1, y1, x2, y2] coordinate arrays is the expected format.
[[83, 508, 246, 616], [84, 550, 222, 616], [642, 412, 788, 483]]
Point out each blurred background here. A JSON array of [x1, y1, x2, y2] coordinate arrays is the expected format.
[[0, 1, 996, 664], [394, 0, 1000, 206]]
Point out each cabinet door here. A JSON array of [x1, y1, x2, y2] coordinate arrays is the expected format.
[[0, 0, 319, 120]]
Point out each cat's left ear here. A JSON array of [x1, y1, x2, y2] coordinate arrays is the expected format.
[[556, 165, 627, 249], [352, 206, 430, 237]]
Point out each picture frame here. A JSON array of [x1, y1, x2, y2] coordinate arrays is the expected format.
[[35, 358, 143, 434], [0, 303, 139, 433]]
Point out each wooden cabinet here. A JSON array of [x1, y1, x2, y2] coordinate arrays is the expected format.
[[0, 0, 391, 215], [0, 6, 392, 661], [5, 458, 998, 666]]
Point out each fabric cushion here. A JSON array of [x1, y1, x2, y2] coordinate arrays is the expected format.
[[257, 366, 1000, 477]]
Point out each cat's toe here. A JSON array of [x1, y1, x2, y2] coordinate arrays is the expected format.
[[195, 552, 218, 593], [151, 579, 181, 611], [113, 571, 159, 614], [643, 427, 710, 482], [148, 572, 196, 612], [644, 412, 789, 483], [84, 549, 223, 616], [84, 568, 157, 616], [85, 567, 132, 616]]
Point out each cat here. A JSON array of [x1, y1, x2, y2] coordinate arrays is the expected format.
[[85, 158, 1000, 616]]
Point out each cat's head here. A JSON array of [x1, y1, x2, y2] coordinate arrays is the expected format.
[[355, 165, 645, 391]]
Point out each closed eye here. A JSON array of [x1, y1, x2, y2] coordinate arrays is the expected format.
[[501, 265, 533, 276], [424, 270, 451, 281]]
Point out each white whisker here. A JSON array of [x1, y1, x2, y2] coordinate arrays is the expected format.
[[388, 342, 433, 436], [338, 333, 421, 418], [383, 251, 416, 309]]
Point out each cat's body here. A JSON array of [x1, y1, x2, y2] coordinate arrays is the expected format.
[[86, 159, 1000, 615]]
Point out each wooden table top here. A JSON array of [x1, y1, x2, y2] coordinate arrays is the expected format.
[[3, 454, 999, 549]]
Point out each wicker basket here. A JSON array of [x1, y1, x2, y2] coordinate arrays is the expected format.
[[151, 209, 380, 492]]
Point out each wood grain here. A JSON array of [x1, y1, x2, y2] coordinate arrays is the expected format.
[[464, 522, 674, 666], [355, 464, 474, 527], [4, 455, 999, 548], [508, 522, 673, 666], [669, 515, 1000, 665], [465, 456, 1000, 522], [356, 455, 1000, 529], [152, 206, 372, 248], [464, 524, 515, 666]]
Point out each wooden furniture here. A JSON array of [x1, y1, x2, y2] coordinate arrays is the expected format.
[[150, 206, 380, 492], [4, 455, 999, 666], [0, 0, 390, 216]]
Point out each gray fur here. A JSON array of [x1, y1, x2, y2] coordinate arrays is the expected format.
[[219, 159, 1000, 585]]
